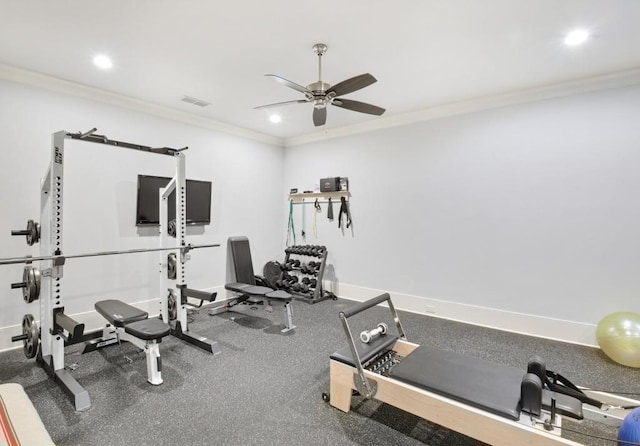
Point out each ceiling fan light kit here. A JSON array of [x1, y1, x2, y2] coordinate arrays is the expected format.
[[255, 43, 385, 127]]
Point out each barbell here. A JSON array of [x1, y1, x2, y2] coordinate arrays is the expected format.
[[0, 243, 220, 267]]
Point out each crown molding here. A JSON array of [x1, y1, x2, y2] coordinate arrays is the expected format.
[[0, 64, 283, 147], [284, 67, 640, 147], [3, 63, 640, 149]]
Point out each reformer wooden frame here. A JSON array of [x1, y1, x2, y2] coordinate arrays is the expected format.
[[330, 339, 583, 446], [328, 293, 637, 446]]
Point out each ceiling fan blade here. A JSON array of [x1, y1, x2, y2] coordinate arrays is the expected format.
[[254, 99, 308, 110], [313, 107, 327, 126], [332, 98, 385, 116], [265, 74, 310, 94], [326, 73, 377, 97]]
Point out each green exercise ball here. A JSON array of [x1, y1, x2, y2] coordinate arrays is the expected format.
[[596, 312, 640, 368]]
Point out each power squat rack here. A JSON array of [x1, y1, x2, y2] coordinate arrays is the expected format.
[[4, 129, 221, 411]]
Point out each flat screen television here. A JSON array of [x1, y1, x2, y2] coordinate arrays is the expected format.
[[136, 174, 212, 226]]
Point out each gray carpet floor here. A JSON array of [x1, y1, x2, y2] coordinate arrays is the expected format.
[[1, 297, 638, 446]]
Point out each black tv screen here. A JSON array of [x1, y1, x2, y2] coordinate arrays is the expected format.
[[136, 175, 212, 226]]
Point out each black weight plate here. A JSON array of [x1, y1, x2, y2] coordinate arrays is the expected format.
[[22, 314, 39, 359], [263, 261, 282, 289], [167, 253, 177, 280]]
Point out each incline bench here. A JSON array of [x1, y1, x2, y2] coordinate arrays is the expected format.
[[210, 237, 295, 332], [83, 299, 171, 385]]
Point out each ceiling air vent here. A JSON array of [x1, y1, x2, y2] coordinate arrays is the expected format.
[[181, 95, 211, 107]]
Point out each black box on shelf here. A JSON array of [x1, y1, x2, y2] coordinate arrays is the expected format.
[[320, 177, 340, 192]]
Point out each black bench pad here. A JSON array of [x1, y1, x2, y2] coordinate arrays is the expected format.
[[389, 345, 523, 420], [266, 290, 292, 302], [330, 335, 400, 366], [95, 299, 148, 327], [124, 318, 170, 341], [225, 283, 272, 296]]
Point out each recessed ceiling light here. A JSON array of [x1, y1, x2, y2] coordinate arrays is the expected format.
[[269, 114, 281, 124], [93, 54, 113, 70], [564, 29, 589, 46]]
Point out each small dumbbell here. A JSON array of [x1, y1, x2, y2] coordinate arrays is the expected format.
[[360, 322, 388, 344]]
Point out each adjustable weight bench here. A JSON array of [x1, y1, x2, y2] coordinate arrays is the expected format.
[[83, 299, 171, 385], [327, 293, 639, 446], [209, 236, 295, 333]]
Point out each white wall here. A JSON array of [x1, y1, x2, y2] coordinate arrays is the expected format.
[[283, 85, 640, 343], [0, 79, 284, 345]]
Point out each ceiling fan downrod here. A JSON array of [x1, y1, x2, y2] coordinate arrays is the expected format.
[[309, 43, 330, 104]]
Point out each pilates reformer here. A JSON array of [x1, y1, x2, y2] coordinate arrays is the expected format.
[[326, 293, 640, 446]]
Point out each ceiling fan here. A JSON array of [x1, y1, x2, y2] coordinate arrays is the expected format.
[[255, 43, 385, 127]]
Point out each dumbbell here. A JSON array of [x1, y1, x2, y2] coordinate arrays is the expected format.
[[292, 259, 301, 268], [360, 322, 388, 344], [309, 278, 317, 288], [301, 277, 311, 285]]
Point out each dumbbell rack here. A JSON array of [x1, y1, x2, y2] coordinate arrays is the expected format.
[[282, 245, 329, 303]]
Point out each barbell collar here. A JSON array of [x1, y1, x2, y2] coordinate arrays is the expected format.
[[0, 243, 220, 266]]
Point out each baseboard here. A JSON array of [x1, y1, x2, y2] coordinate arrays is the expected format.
[[0, 286, 226, 353], [332, 283, 598, 347], [2, 284, 598, 352]]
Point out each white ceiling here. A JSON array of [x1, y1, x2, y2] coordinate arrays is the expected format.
[[1, 1, 640, 143]]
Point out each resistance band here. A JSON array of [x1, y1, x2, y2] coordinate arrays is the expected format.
[[301, 200, 307, 241], [313, 199, 321, 237], [338, 196, 352, 229], [327, 197, 334, 221], [287, 199, 296, 246]]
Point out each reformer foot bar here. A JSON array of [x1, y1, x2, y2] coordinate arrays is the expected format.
[[327, 293, 640, 446]]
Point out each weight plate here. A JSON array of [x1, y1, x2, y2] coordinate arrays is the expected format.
[[22, 314, 39, 359], [26, 220, 40, 246], [262, 261, 282, 289], [167, 253, 177, 280], [22, 265, 41, 303], [167, 290, 177, 320]]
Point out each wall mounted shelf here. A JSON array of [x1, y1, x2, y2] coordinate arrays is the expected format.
[[288, 191, 350, 204]]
